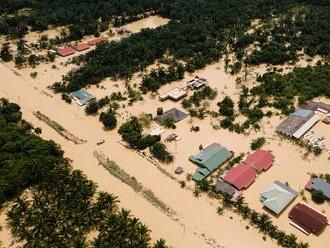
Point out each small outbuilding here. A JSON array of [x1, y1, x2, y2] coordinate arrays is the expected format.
[[215, 180, 236, 196], [175, 166, 184, 174], [289, 203, 328, 235], [159, 88, 187, 102]]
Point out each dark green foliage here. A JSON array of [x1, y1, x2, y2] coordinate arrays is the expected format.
[[149, 142, 173, 163], [0, 99, 168, 247], [141, 62, 185, 92], [218, 96, 235, 117], [157, 107, 163, 116], [136, 135, 161, 150], [61, 93, 72, 104], [311, 190, 326, 204], [118, 117, 143, 148], [251, 137, 266, 150], [85, 100, 100, 115], [99, 110, 117, 130], [251, 64, 330, 110], [182, 86, 217, 109], [0, 43, 13, 62]]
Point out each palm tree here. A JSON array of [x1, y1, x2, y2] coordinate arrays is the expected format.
[[153, 239, 168, 248]]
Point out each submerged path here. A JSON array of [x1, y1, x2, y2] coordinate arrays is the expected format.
[[0, 63, 279, 248]]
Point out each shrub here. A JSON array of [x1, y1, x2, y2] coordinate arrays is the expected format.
[[149, 142, 173, 163], [251, 137, 266, 150]]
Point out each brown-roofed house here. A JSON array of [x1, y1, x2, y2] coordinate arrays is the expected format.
[[288, 203, 328, 235], [223, 164, 257, 190], [57, 47, 75, 57], [72, 43, 90, 52]]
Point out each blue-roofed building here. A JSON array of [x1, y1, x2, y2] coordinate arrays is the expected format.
[[190, 143, 232, 181], [71, 89, 96, 106], [291, 109, 314, 118], [306, 178, 330, 199]]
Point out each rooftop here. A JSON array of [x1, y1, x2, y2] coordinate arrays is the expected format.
[[244, 149, 274, 173], [159, 88, 187, 102], [215, 180, 236, 196], [71, 89, 96, 106], [306, 178, 330, 199], [72, 43, 90, 51], [223, 164, 257, 190], [260, 181, 297, 215], [153, 108, 188, 126], [57, 47, 75, 57], [87, 37, 108, 46], [289, 203, 328, 235], [190, 143, 232, 181]]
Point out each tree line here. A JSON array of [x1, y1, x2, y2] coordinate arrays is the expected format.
[[0, 98, 169, 247]]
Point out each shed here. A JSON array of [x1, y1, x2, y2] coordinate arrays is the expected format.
[[215, 180, 236, 196], [175, 166, 184, 174], [289, 203, 328, 235], [260, 181, 297, 215]]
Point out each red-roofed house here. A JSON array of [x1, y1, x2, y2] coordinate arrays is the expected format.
[[72, 43, 90, 52], [223, 164, 257, 190], [289, 203, 328, 235], [57, 47, 75, 57], [87, 37, 108, 46], [244, 149, 274, 173]]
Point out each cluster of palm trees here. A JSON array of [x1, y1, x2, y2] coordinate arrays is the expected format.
[[224, 196, 309, 248], [1, 99, 169, 247]]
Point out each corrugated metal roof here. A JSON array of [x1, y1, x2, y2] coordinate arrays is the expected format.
[[292, 109, 314, 118], [311, 178, 330, 199], [293, 114, 320, 139], [223, 164, 256, 190], [260, 181, 297, 215], [244, 149, 274, 173]]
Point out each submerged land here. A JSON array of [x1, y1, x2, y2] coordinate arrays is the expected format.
[[0, 1, 330, 248]]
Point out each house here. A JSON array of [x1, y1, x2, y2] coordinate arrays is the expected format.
[[190, 143, 232, 181], [289, 203, 328, 235], [57, 47, 75, 57], [260, 181, 297, 215], [159, 88, 188, 102], [276, 109, 320, 139], [72, 43, 90, 52], [70, 89, 96, 106], [87, 37, 108, 46], [223, 164, 257, 190], [305, 178, 330, 199], [244, 149, 274, 173], [154, 108, 188, 126]]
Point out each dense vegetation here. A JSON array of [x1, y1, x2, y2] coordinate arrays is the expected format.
[[0, 99, 168, 247], [41, 0, 330, 92], [251, 63, 330, 112], [0, 0, 160, 38]]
